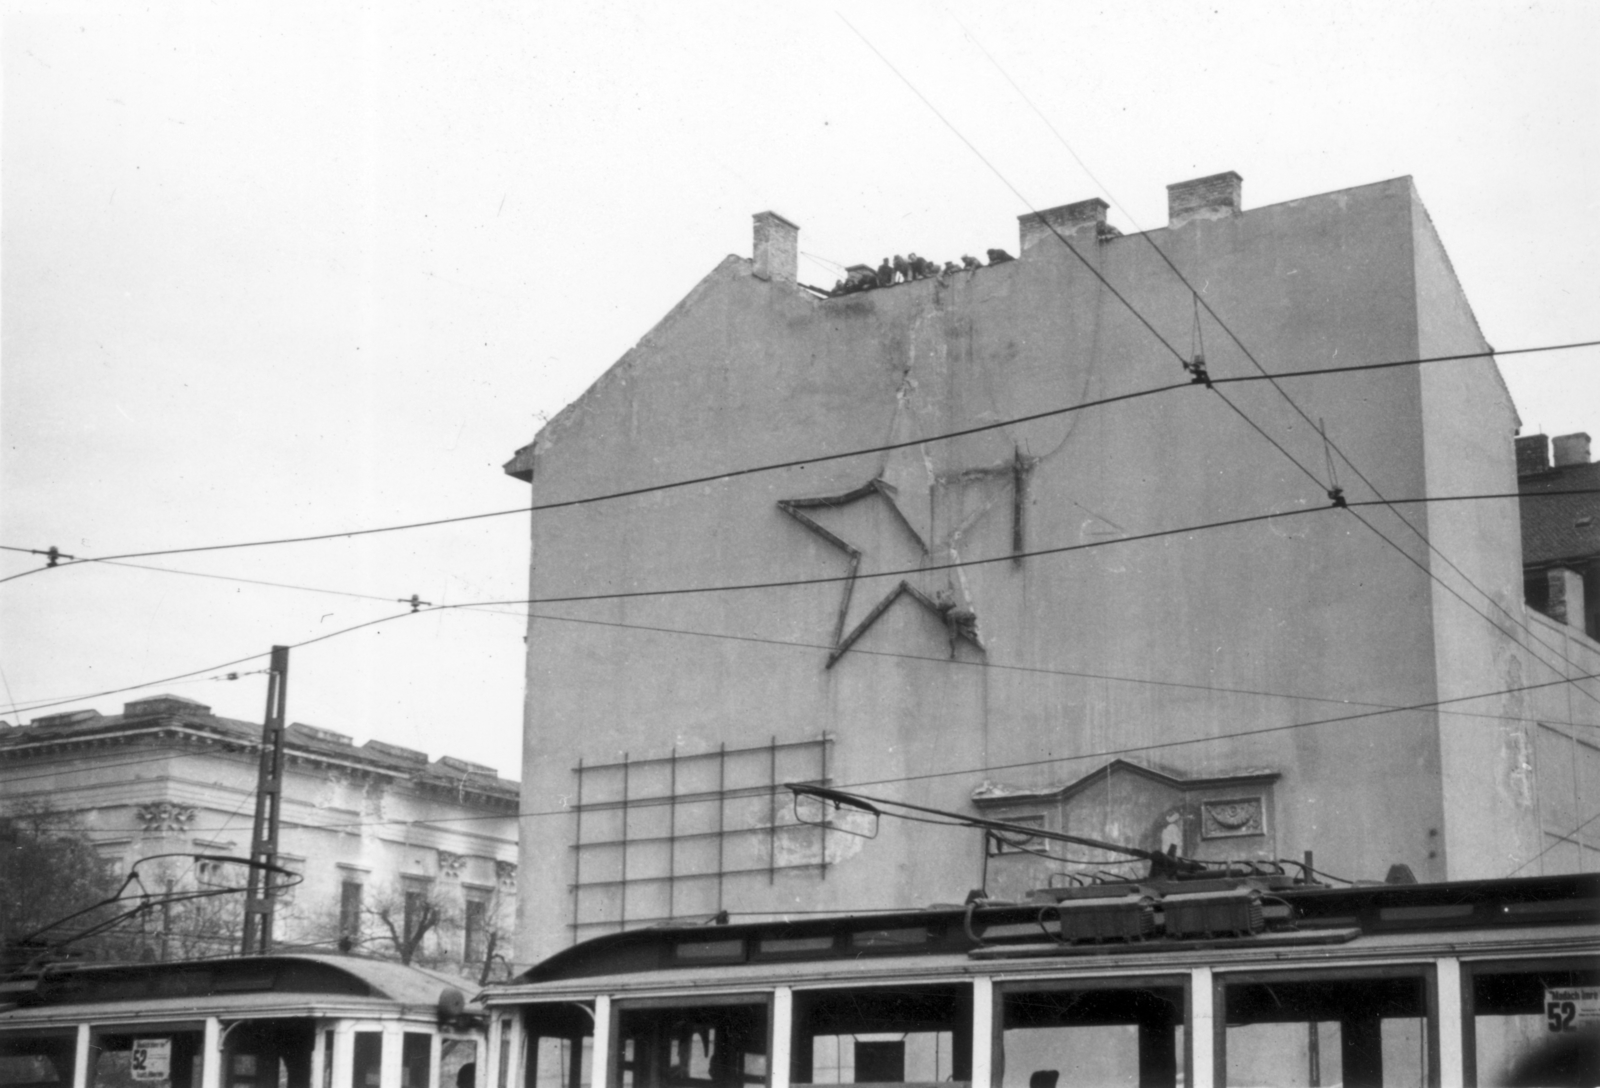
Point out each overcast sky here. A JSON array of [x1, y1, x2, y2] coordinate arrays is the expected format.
[[3, 1, 1597, 780]]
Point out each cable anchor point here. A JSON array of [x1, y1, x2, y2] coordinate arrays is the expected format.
[[45, 546, 64, 567], [1185, 353, 1211, 386], [1327, 486, 1347, 508], [403, 594, 430, 613]]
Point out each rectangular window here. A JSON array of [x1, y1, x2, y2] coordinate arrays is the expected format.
[[617, 1000, 768, 1088], [404, 886, 430, 943], [340, 880, 364, 940], [1465, 958, 1599, 1087], [401, 1034, 431, 1088], [792, 984, 967, 1087], [354, 1032, 383, 1088], [0, 1031, 79, 1088], [1220, 967, 1433, 1087], [526, 1003, 596, 1088], [465, 898, 488, 965], [1002, 977, 1187, 1088]]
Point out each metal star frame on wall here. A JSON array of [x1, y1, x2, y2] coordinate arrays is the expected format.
[[780, 471, 1020, 668]]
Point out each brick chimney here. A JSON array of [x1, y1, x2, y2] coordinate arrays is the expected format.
[[1553, 432, 1592, 467], [752, 211, 799, 284], [1018, 198, 1108, 254], [1168, 171, 1243, 227], [1515, 434, 1550, 476]]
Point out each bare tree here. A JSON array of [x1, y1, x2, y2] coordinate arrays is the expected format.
[[351, 881, 459, 967]]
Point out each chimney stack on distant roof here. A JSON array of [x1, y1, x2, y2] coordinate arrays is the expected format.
[[1553, 432, 1592, 467], [1516, 434, 1550, 476], [1018, 198, 1109, 254], [752, 211, 799, 284], [1168, 171, 1243, 228]]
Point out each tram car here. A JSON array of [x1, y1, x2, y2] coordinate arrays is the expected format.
[[0, 955, 486, 1088], [482, 872, 1597, 1088]]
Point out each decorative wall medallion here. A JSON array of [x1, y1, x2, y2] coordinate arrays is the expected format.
[[496, 860, 517, 888], [136, 802, 198, 833], [1200, 797, 1265, 839], [437, 849, 466, 879]]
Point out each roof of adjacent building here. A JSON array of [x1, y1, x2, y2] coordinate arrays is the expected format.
[[1519, 452, 1600, 568], [0, 693, 519, 807]]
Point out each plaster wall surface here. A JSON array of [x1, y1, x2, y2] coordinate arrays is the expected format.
[[512, 178, 1539, 961]]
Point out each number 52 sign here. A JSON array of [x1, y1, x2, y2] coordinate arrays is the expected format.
[[1544, 987, 1600, 1033], [131, 1038, 172, 1082]]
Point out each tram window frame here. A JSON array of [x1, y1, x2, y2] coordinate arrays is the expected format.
[[608, 993, 772, 1088], [789, 981, 971, 1088], [996, 973, 1190, 1088], [1213, 964, 1439, 1088], [1460, 955, 1600, 1088], [0, 1028, 79, 1088], [84, 1024, 209, 1088], [523, 1002, 596, 1088]]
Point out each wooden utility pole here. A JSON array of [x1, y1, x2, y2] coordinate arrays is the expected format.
[[240, 646, 289, 955]]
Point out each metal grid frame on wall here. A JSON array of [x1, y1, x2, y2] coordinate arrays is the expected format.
[[569, 735, 831, 936]]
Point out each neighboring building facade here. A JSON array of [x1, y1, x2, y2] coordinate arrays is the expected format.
[[0, 694, 519, 975], [504, 173, 1598, 961], [1519, 431, 1600, 641], [1516, 430, 1600, 875]]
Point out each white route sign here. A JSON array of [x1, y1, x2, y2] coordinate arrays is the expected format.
[[131, 1038, 172, 1082], [1544, 986, 1600, 1033]]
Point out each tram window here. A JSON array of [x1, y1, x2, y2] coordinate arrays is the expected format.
[[525, 1003, 595, 1088], [441, 1040, 479, 1088], [86, 1030, 208, 1088], [1001, 982, 1186, 1088], [353, 1034, 383, 1088], [614, 1001, 768, 1088], [1467, 962, 1599, 1087], [1221, 973, 1429, 1088], [402, 1035, 431, 1088], [1, 1030, 77, 1088], [791, 985, 968, 1088], [223, 1022, 315, 1088]]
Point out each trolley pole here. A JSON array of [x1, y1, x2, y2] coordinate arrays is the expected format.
[[240, 646, 290, 956]]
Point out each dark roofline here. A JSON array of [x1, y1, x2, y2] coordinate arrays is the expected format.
[[0, 708, 519, 802]]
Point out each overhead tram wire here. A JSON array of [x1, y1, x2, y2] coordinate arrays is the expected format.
[[857, 16, 1600, 705], [154, 660, 1600, 839], [3, 502, 1332, 715], [14, 484, 1598, 725], [1, 339, 1593, 584], [11, 484, 1595, 725], [1505, 808, 1600, 877], [946, 24, 1600, 703]]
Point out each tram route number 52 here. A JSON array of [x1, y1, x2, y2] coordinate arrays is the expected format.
[[131, 1038, 172, 1082], [1544, 987, 1600, 1033]]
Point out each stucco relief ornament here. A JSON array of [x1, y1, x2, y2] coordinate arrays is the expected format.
[[496, 860, 518, 888], [778, 392, 1030, 668], [136, 802, 198, 833], [1201, 798, 1264, 839], [437, 849, 466, 879]]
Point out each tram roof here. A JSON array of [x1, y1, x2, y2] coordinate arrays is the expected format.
[[493, 871, 1600, 997], [0, 954, 482, 1029]]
